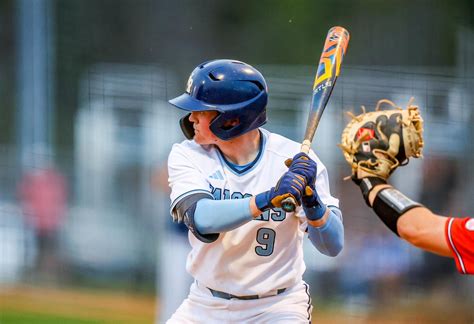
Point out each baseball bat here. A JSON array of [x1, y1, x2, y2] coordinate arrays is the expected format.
[[281, 26, 350, 213]]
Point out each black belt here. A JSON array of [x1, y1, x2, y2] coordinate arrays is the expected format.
[[208, 287, 286, 300]]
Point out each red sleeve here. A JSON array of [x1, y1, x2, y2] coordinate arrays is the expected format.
[[445, 217, 474, 275]]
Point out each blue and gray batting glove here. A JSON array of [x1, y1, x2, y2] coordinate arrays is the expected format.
[[302, 185, 327, 221], [255, 170, 305, 211], [285, 152, 317, 187]]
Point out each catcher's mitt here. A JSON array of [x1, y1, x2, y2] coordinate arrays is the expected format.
[[339, 98, 424, 181]]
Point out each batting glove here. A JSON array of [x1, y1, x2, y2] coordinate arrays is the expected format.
[[302, 185, 327, 221], [255, 170, 306, 211], [285, 152, 317, 187]]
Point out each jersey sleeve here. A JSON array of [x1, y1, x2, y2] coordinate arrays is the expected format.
[[445, 217, 474, 275], [168, 143, 213, 213]]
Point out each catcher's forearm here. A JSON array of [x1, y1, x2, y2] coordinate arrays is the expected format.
[[397, 208, 453, 257], [359, 178, 422, 236], [369, 184, 453, 257], [368, 183, 391, 205]]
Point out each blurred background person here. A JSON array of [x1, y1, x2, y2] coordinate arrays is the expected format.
[[17, 160, 67, 281]]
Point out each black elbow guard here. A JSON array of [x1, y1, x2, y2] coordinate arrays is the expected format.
[[173, 193, 219, 243], [372, 187, 423, 236]]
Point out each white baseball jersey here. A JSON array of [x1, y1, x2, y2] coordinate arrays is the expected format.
[[168, 128, 339, 297]]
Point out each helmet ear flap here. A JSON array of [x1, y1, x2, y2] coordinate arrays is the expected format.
[[179, 113, 195, 140]]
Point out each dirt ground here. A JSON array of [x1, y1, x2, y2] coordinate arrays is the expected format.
[[0, 284, 473, 323], [0, 284, 156, 323]]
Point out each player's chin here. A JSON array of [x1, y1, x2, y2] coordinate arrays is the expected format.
[[193, 135, 209, 145], [194, 133, 218, 145], [194, 136, 217, 145]]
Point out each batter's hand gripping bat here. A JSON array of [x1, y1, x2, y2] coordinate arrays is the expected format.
[[281, 26, 350, 213]]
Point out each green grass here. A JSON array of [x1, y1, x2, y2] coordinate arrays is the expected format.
[[0, 310, 104, 324]]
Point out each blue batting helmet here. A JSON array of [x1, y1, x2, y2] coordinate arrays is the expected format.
[[169, 59, 268, 141]]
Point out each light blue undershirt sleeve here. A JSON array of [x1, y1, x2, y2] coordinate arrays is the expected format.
[[307, 207, 344, 257], [194, 197, 253, 234]]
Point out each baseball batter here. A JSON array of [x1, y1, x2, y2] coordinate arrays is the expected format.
[[166, 59, 344, 323], [340, 99, 473, 275]]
